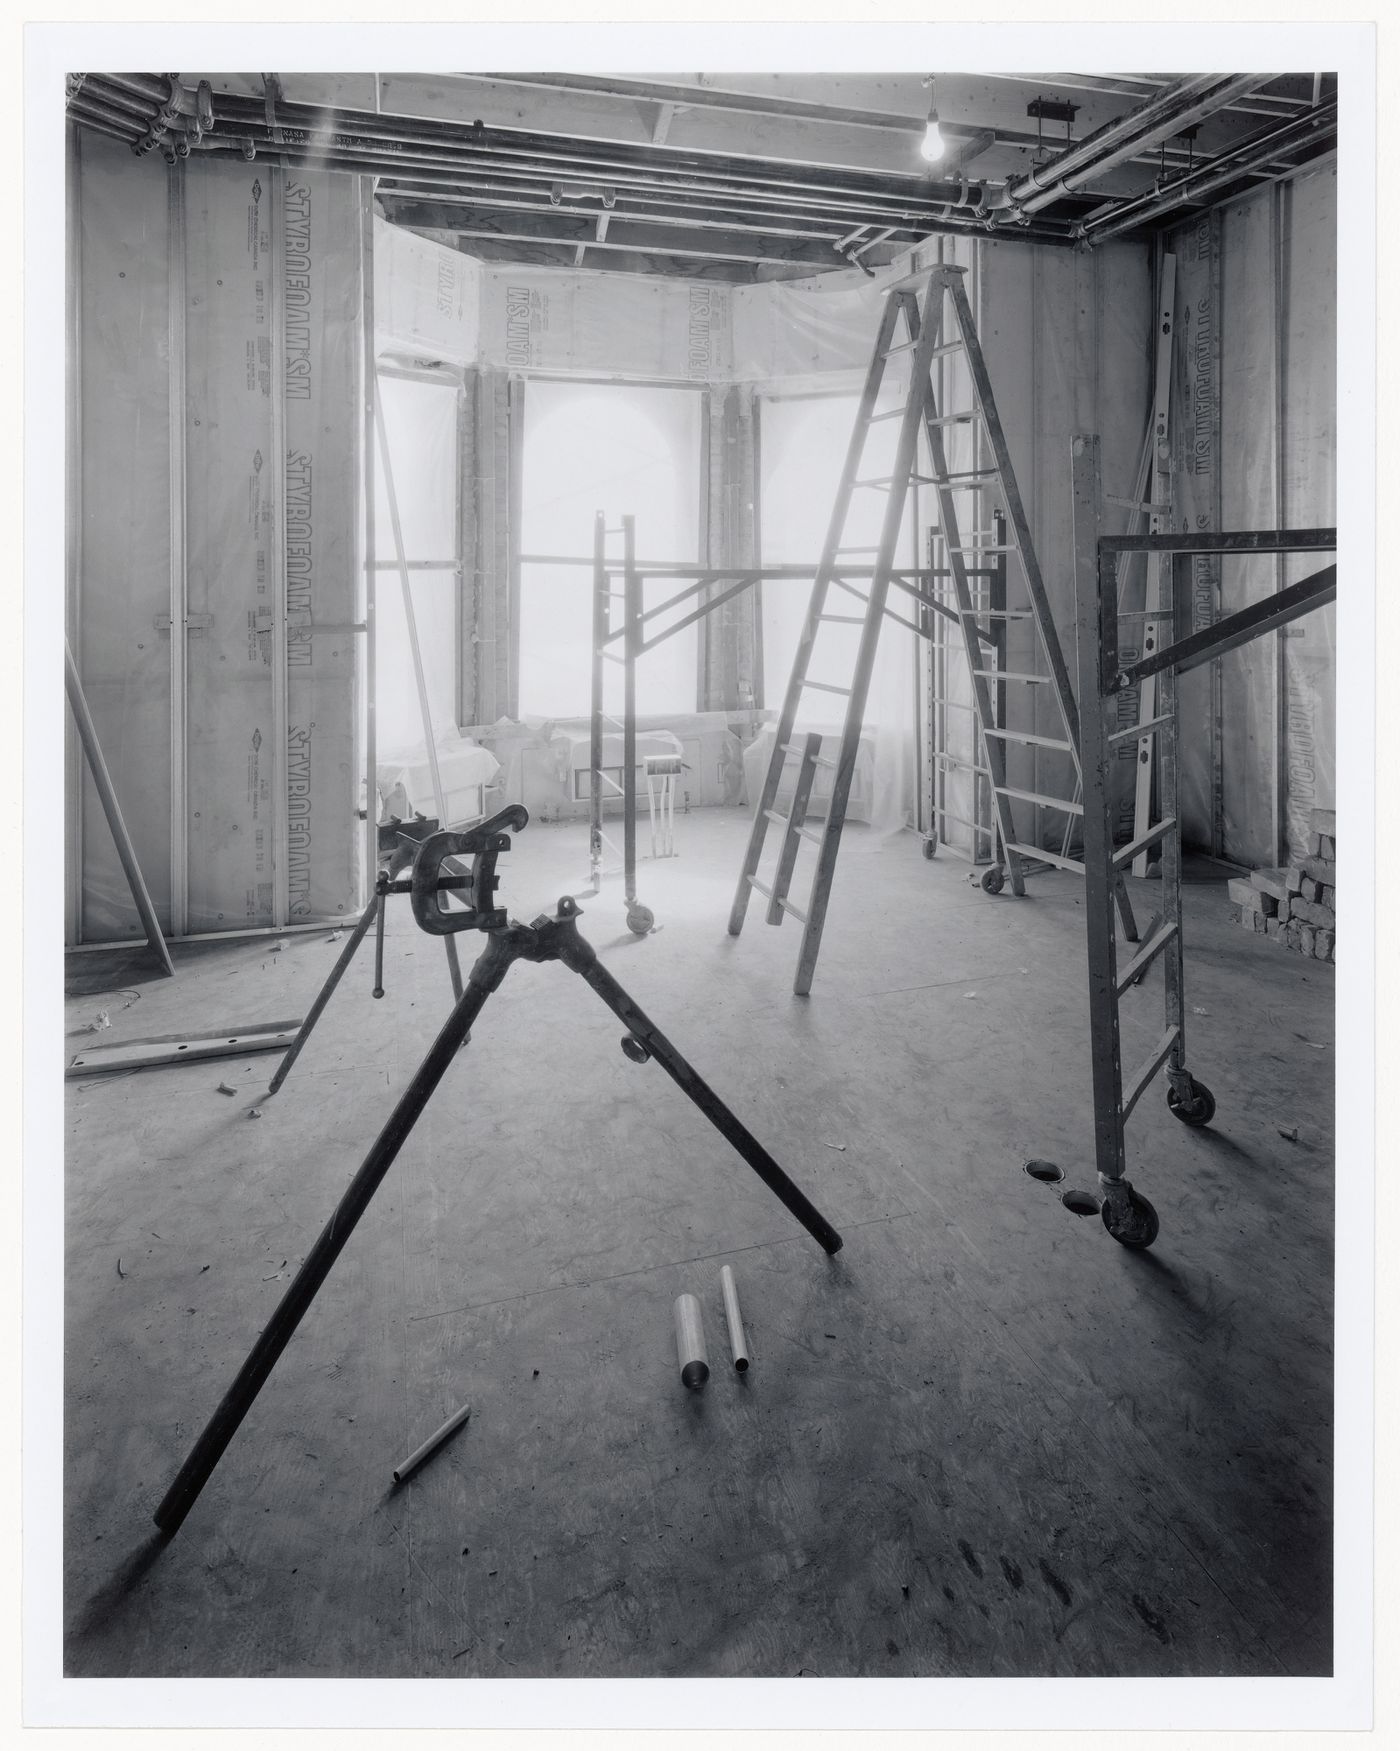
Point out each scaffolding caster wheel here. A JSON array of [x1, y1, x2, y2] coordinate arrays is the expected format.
[[979, 865, 1005, 896], [1167, 1078, 1216, 1127], [921, 837, 937, 861], [625, 903, 655, 936], [1101, 1189, 1159, 1250]]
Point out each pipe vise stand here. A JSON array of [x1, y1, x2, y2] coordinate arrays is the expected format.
[[155, 807, 842, 1535]]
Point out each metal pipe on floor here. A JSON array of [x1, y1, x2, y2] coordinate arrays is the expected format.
[[673, 1294, 710, 1390], [720, 1266, 749, 1372], [391, 1403, 471, 1484]]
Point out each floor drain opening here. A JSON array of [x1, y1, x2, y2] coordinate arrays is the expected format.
[[1023, 1159, 1064, 1184], [1061, 1189, 1100, 1217]]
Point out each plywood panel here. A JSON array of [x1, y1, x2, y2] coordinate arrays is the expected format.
[[73, 131, 173, 939]]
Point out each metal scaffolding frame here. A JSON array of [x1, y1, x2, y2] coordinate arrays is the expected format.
[[532, 518, 958, 935], [1070, 430, 1336, 1249]]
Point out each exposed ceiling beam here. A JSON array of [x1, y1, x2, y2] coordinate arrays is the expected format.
[[380, 199, 905, 270], [440, 70, 1223, 170], [375, 181, 929, 245]]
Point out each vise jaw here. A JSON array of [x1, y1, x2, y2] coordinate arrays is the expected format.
[[409, 806, 530, 935]]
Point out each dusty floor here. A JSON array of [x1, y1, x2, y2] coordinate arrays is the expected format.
[[63, 810, 1334, 1678]]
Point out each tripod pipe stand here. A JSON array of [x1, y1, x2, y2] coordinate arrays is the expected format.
[[154, 807, 842, 1534]]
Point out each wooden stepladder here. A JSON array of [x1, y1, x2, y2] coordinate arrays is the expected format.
[[729, 263, 1139, 995]]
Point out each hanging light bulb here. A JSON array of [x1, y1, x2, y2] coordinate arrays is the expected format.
[[920, 76, 945, 163]]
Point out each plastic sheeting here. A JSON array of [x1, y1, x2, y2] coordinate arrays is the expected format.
[[374, 218, 481, 367], [757, 390, 917, 832], [479, 268, 732, 382], [517, 381, 702, 718], [373, 373, 461, 755]]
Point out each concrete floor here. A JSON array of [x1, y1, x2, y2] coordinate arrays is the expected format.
[[63, 809, 1334, 1679]]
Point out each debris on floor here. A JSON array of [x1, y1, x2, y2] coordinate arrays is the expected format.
[[1277, 1125, 1299, 1142], [216, 1081, 237, 1096]]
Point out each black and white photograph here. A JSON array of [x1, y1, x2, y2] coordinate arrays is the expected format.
[[22, 17, 1379, 1737]]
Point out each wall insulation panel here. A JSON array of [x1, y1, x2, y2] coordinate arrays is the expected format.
[[68, 140, 363, 942], [283, 172, 364, 923], [1171, 162, 1335, 863], [72, 130, 174, 940], [181, 159, 280, 930], [978, 236, 1152, 851]]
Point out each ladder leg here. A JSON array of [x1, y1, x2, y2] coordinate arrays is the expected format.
[[1070, 437, 1130, 1192], [730, 293, 907, 937], [766, 733, 821, 925], [560, 939, 843, 1254], [372, 880, 388, 998], [589, 512, 607, 895], [154, 933, 512, 1533], [265, 893, 378, 1098]]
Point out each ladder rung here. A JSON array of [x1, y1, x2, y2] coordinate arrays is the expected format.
[[869, 405, 911, 422], [949, 543, 1015, 555], [962, 608, 1034, 620], [932, 806, 995, 835], [1115, 921, 1179, 996], [750, 874, 810, 923], [804, 680, 853, 696], [1120, 1025, 1181, 1124], [818, 613, 868, 624], [982, 727, 1074, 753], [761, 807, 824, 853], [1112, 815, 1177, 870], [936, 754, 992, 777], [926, 411, 980, 427], [853, 478, 894, 490], [972, 669, 1050, 684], [1002, 841, 1085, 875], [779, 741, 839, 770], [993, 784, 1084, 816], [929, 697, 978, 713]]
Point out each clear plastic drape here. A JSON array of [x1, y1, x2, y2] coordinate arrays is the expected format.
[[518, 381, 702, 720], [757, 391, 918, 832]]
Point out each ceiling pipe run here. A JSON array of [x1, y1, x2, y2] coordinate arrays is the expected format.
[[989, 73, 1273, 221], [184, 124, 1034, 236], [1077, 99, 1337, 242], [205, 89, 1011, 215]]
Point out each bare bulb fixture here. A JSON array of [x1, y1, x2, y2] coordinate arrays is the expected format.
[[920, 76, 945, 163]]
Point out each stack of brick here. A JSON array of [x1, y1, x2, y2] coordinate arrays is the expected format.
[[1226, 808, 1336, 963]]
